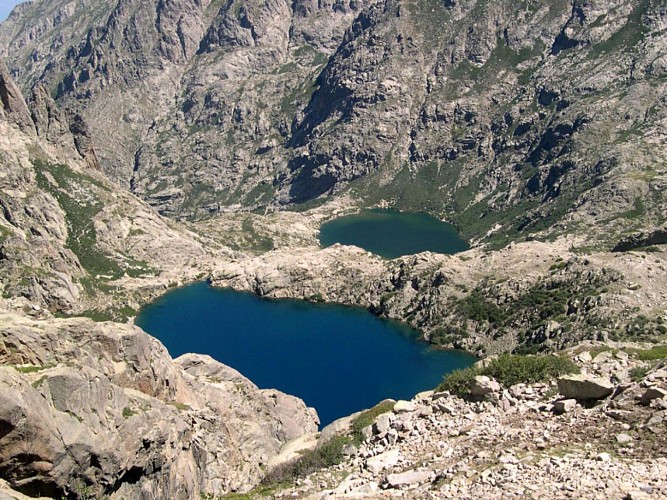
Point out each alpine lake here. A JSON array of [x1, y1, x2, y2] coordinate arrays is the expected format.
[[136, 210, 474, 427]]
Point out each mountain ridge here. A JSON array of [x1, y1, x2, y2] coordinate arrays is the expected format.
[[2, 0, 665, 248]]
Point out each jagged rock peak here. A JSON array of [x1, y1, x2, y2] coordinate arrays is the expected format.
[[0, 58, 35, 135]]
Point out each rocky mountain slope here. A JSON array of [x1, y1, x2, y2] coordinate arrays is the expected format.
[[268, 346, 667, 499], [0, 58, 218, 319], [0, 2, 666, 499], [1, 0, 666, 247], [0, 307, 318, 499], [0, 60, 320, 499]]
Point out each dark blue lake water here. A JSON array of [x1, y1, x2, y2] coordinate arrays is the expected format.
[[135, 282, 475, 427], [319, 209, 469, 259]]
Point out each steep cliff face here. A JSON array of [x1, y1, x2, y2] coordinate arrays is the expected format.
[[2, 0, 665, 246], [0, 0, 373, 216], [0, 58, 212, 317], [0, 310, 318, 499]]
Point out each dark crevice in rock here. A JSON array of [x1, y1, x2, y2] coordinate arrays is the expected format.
[[613, 228, 667, 252]]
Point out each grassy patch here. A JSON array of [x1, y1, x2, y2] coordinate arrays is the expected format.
[[589, 346, 615, 356], [262, 435, 352, 486], [627, 345, 667, 361], [122, 407, 137, 419], [14, 364, 52, 374], [220, 481, 292, 499], [615, 197, 646, 221], [351, 400, 395, 443], [437, 353, 579, 396], [240, 218, 274, 253], [630, 365, 651, 382], [76, 305, 138, 323], [33, 159, 125, 281]]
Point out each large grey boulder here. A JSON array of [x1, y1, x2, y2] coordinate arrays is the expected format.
[[365, 449, 401, 475], [557, 374, 614, 400], [640, 387, 667, 406], [553, 399, 578, 414], [470, 375, 501, 396], [386, 469, 431, 488]]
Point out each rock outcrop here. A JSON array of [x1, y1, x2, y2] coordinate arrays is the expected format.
[[0, 309, 318, 499], [210, 230, 667, 355], [557, 373, 615, 400], [0, 59, 34, 135]]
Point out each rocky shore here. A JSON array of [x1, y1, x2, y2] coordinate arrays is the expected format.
[[270, 346, 667, 499], [211, 229, 667, 356]]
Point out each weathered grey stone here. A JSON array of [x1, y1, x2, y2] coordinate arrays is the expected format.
[[431, 391, 450, 401], [433, 400, 457, 414], [616, 433, 633, 445], [553, 399, 578, 414], [394, 400, 417, 413], [386, 469, 431, 488], [640, 387, 667, 406], [557, 375, 614, 400], [361, 425, 373, 442], [470, 376, 501, 396], [365, 449, 401, 475], [374, 413, 392, 436], [578, 351, 593, 363]]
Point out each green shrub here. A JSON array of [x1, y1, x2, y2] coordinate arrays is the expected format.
[[630, 365, 651, 382], [437, 354, 579, 396], [122, 407, 136, 419], [455, 289, 506, 325], [484, 354, 579, 387], [437, 367, 481, 396], [262, 435, 352, 486]]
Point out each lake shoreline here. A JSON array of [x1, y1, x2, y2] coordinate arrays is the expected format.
[[319, 208, 470, 259], [136, 282, 476, 427]]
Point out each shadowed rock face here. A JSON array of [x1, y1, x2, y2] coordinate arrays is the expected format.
[[0, 59, 35, 135], [1, 0, 665, 245], [0, 312, 318, 499]]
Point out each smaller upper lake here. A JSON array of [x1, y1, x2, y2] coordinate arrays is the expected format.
[[319, 209, 469, 259]]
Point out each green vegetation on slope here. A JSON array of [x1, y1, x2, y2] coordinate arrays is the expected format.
[[437, 353, 580, 396]]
